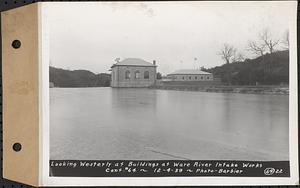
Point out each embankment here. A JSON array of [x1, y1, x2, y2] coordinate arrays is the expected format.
[[150, 85, 289, 95]]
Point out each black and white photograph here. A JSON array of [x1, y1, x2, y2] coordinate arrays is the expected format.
[[43, 1, 298, 184]]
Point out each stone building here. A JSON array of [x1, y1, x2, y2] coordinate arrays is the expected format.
[[110, 58, 157, 88], [167, 69, 213, 81]]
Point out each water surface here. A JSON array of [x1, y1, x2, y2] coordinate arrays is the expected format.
[[50, 88, 289, 160]]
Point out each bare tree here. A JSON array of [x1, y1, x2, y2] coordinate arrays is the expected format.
[[259, 29, 280, 54], [282, 30, 289, 50], [234, 52, 245, 62], [218, 43, 236, 64], [247, 40, 266, 57], [231, 50, 245, 63]]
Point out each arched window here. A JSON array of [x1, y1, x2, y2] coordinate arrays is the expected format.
[[125, 70, 130, 79], [144, 71, 149, 79], [135, 71, 140, 79]]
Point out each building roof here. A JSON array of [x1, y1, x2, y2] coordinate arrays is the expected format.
[[111, 58, 156, 68], [168, 69, 212, 75]]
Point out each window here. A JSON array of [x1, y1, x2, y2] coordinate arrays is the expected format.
[[182, 76, 185, 80], [135, 71, 140, 79], [201, 76, 203, 80], [195, 76, 197, 80], [125, 70, 130, 79], [189, 76, 191, 80], [207, 76, 210, 79], [144, 71, 149, 79]]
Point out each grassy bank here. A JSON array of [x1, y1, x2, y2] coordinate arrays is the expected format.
[[150, 85, 289, 95]]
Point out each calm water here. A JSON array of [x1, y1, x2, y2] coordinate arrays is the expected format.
[[50, 88, 289, 160]]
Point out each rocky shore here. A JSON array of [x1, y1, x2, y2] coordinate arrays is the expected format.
[[150, 85, 289, 95]]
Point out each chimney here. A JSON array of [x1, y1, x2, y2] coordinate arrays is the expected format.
[[153, 60, 156, 65]]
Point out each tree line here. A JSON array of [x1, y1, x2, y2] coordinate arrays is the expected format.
[[218, 28, 289, 64], [205, 29, 290, 86]]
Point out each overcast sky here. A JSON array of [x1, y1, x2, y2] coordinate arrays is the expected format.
[[45, 2, 295, 75]]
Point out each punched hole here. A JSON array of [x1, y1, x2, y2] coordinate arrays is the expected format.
[[12, 40, 21, 49], [13, 143, 22, 152]]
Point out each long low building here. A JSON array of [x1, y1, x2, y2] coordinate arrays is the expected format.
[[167, 69, 214, 81]]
